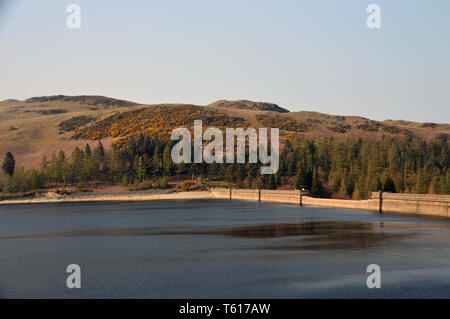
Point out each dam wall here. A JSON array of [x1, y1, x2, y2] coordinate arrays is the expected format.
[[370, 192, 449, 218], [210, 188, 449, 218]]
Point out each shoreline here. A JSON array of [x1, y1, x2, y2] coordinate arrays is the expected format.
[[1, 188, 449, 219], [0, 190, 216, 205]]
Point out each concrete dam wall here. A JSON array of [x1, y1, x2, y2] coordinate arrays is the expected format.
[[210, 189, 450, 219]]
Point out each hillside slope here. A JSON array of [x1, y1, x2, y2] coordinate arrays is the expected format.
[[0, 95, 449, 168]]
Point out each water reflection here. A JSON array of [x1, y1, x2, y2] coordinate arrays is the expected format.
[[1, 220, 441, 251], [218, 221, 373, 238], [213, 221, 421, 251]]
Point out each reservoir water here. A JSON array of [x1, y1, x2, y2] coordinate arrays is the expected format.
[[0, 199, 449, 298]]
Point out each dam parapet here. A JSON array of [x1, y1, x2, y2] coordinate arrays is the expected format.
[[211, 188, 450, 218]]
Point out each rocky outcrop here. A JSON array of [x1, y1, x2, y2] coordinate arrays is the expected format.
[[208, 100, 290, 113]]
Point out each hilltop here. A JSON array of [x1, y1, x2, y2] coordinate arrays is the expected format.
[[0, 95, 449, 168], [24, 95, 138, 107], [208, 100, 290, 113]]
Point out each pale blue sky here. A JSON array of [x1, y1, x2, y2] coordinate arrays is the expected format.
[[1, 0, 449, 122]]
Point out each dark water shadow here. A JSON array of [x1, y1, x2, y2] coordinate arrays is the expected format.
[[0, 220, 436, 251], [213, 221, 423, 251]]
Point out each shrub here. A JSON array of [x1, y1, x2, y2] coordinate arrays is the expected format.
[[141, 179, 153, 190], [182, 180, 194, 192], [36, 109, 67, 115], [121, 176, 128, 187], [156, 176, 169, 189], [59, 116, 95, 132], [76, 182, 90, 192], [55, 187, 70, 195], [127, 180, 139, 191]]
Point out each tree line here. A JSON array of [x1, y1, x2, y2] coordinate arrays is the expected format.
[[1, 135, 449, 198]]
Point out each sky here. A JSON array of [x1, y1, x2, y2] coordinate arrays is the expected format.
[[1, 0, 449, 123]]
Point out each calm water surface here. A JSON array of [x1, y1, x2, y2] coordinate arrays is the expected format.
[[0, 199, 449, 298]]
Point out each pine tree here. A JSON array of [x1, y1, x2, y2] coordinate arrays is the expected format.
[[375, 176, 383, 191], [152, 149, 161, 176], [339, 174, 352, 197], [428, 176, 439, 194], [352, 183, 361, 200], [94, 140, 105, 162], [82, 150, 99, 182], [244, 174, 253, 189], [71, 147, 84, 182], [226, 164, 234, 184], [163, 144, 173, 175], [383, 177, 396, 193], [267, 174, 277, 190], [294, 167, 311, 190], [2, 152, 15, 176], [415, 169, 428, 194], [310, 169, 324, 198], [136, 156, 146, 182], [85, 144, 92, 159], [57, 150, 69, 185], [294, 168, 305, 190], [440, 171, 450, 195]]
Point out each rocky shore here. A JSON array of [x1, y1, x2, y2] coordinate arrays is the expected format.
[[0, 189, 215, 205]]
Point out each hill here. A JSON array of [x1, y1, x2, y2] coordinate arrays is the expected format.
[[208, 100, 290, 113], [24, 95, 138, 107], [0, 95, 449, 168]]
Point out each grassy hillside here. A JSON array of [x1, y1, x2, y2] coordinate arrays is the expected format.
[[0, 96, 143, 168], [1, 95, 449, 169]]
